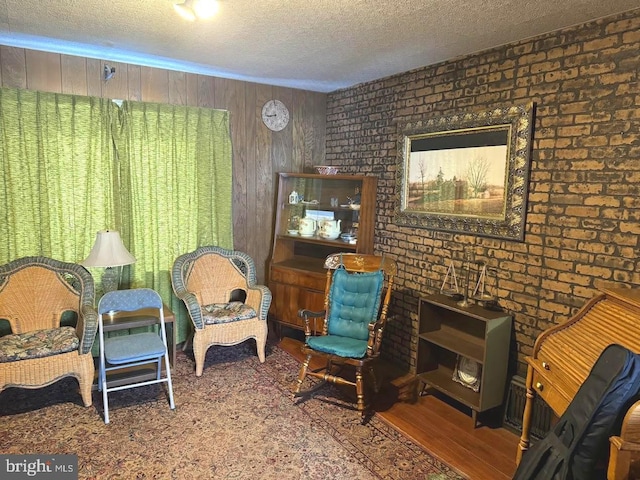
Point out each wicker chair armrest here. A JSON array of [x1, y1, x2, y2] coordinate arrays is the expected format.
[[245, 285, 272, 321], [176, 290, 205, 330], [77, 304, 99, 355]]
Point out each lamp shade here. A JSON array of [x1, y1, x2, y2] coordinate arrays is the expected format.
[[81, 230, 136, 268]]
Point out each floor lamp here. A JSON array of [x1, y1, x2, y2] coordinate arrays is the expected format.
[[81, 230, 136, 294]]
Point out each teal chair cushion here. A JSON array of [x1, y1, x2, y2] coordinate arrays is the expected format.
[[306, 266, 384, 359], [307, 334, 369, 359], [326, 266, 384, 341]]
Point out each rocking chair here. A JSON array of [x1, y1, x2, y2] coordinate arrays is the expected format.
[[293, 253, 397, 422]]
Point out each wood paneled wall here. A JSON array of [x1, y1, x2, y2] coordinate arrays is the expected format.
[[0, 46, 327, 282]]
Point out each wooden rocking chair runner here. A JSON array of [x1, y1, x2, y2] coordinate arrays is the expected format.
[[293, 253, 397, 421]]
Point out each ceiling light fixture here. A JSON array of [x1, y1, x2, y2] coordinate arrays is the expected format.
[[173, 0, 219, 21]]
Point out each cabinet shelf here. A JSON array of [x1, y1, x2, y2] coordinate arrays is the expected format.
[[286, 204, 361, 212], [419, 326, 484, 363], [417, 368, 480, 408], [276, 234, 358, 249]]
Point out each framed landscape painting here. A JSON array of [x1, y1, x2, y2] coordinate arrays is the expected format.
[[395, 103, 534, 241]]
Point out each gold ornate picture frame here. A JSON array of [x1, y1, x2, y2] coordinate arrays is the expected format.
[[395, 103, 534, 241]]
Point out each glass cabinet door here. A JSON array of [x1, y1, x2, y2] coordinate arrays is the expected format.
[[276, 175, 364, 246]]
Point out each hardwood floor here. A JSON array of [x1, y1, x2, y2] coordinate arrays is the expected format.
[[277, 336, 519, 480]]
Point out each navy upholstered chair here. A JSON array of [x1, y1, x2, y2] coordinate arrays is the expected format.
[[293, 253, 397, 422]]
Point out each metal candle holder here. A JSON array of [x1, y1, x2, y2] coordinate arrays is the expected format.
[[472, 262, 498, 310], [456, 248, 474, 308], [440, 260, 459, 295]]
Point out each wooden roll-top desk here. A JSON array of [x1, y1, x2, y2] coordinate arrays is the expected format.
[[516, 288, 640, 479]]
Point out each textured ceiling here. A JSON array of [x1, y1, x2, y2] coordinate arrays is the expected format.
[[0, 0, 638, 92]]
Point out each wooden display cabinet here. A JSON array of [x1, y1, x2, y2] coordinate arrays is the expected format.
[[416, 294, 512, 426], [268, 173, 377, 334]]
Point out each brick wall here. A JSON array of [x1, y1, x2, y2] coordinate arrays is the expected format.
[[325, 9, 640, 376]]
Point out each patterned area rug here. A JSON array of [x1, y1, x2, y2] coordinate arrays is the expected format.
[[0, 343, 466, 480]]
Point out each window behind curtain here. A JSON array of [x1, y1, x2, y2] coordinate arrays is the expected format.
[[0, 87, 233, 344], [115, 101, 233, 343], [0, 88, 116, 262]]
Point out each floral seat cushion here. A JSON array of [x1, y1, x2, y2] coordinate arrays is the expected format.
[[201, 301, 257, 325], [0, 326, 79, 363]]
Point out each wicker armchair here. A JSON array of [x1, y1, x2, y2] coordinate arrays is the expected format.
[[171, 246, 271, 376], [0, 256, 98, 407]]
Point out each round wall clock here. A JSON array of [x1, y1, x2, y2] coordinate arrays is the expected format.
[[262, 100, 290, 131]]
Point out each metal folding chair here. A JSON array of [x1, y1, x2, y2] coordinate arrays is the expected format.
[[97, 288, 175, 423]]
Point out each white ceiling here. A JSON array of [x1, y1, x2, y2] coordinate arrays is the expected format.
[[0, 0, 638, 93]]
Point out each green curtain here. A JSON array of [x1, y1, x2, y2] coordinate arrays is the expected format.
[[0, 88, 234, 344], [0, 88, 116, 262], [114, 101, 233, 343]]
